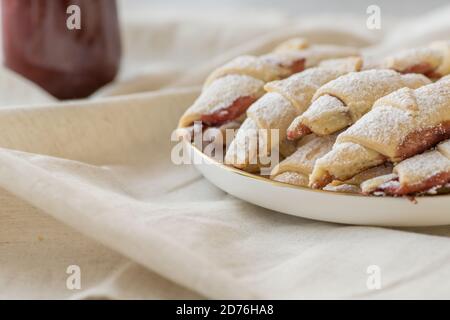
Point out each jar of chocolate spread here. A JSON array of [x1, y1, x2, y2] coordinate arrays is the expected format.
[[2, 0, 121, 99]]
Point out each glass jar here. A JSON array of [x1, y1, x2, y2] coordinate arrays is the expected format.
[[2, 0, 121, 99]]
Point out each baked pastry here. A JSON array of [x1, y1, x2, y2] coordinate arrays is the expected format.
[[270, 134, 337, 186], [179, 39, 359, 128], [224, 117, 263, 172], [324, 164, 393, 193], [361, 139, 450, 196], [382, 40, 450, 79], [204, 43, 359, 86], [287, 41, 450, 140], [310, 77, 450, 189], [272, 37, 310, 53], [271, 132, 393, 190], [225, 57, 362, 171], [287, 70, 430, 140], [178, 74, 266, 128], [178, 39, 450, 197], [224, 118, 301, 173], [203, 119, 243, 144]]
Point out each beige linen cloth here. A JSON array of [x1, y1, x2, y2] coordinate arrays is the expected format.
[[1, 4, 450, 299]]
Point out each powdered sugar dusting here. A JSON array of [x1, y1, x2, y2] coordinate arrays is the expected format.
[[383, 47, 442, 73], [204, 55, 285, 85], [338, 78, 450, 158], [188, 75, 265, 116], [273, 134, 336, 176], [301, 94, 347, 122], [338, 105, 415, 158], [206, 44, 358, 85], [265, 63, 354, 113], [273, 171, 309, 186], [395, 150, 450, 185], [313, 69, 429, 121], [247, 92, 296, 137]]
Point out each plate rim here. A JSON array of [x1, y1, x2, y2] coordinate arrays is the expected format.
[[185, 140, 450, 200]]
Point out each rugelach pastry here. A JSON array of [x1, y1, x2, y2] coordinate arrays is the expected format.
[[179, 39, 450, 197], [271, 132, 393, 191], [223, 117, 261, 172], [361, 139, 450, 196], [287, 41, 450, 141], [179, 38, 359, 128], [204, 42, 359, 86], [310, 76, 450, 189], [324, 164, 393, 193], [270, 134, 337, 186], [225, 57, 362, 171], [382, 40, 450, 79], [287, 70, 430, 140]]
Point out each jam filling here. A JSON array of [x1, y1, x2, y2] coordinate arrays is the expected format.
[[200, 96, 257, 126]]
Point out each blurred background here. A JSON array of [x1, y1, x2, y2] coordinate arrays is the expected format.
[[114, 0, 450, 90], [121, 0, 449, 16], [1, 0, 449, 98]]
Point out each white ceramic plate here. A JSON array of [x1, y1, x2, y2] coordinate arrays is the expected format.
[[187, 142, 450, 227]]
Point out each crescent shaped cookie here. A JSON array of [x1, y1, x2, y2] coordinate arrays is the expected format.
[[382, 40, 450, 79], [287, 69, 431, 140], [362, 139, 450, 196], [310, 77, 450, 188], [204, 44, 359, 86], [271, 134, 337, 186], [225, 57, 361, 172], [178, 74, 265, 128]]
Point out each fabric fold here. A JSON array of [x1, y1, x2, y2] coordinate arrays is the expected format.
[[2, 3, 450, 299]]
